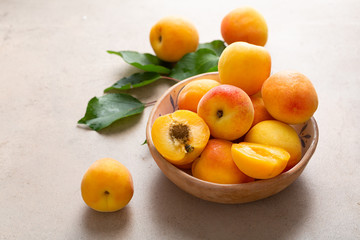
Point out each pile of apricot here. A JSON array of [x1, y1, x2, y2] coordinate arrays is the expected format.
[[150, 8, 318, 184]]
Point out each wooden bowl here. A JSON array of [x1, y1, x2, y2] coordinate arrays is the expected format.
[[146, 72, 319, 204]]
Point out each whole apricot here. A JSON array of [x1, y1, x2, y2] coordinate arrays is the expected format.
[[178, 79, 220, 112], [221, 6, 268, 46], [81, 158, 134, 212], [245, 120, 302, 170], [197, 84, 254, 141], [192, 139, 254, 184], [261, 70, 318, 124], [231, 142, 290, 179], [151, 110, 210, 166], [250, 93, 274, 127], [149, 16, 199, 62], [218, 41, 271, 96]]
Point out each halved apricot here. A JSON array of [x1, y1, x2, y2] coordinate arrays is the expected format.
[[151, 110, 210, 166], [231, 142, 290, 179]]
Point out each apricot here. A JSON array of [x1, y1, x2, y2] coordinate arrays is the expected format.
[[197, 84, 254, 141], [149, 16, 199, 62], [218, 41, 271, 96], [192, 139, 254, 184], [221, 6, 268, 46], [250, 93, 274, 127], [231, 142, 290, 179], [178, 79, 220, 113], [245, 120, 302, 170], [151, 110, 210, 166], [261, 70, 318, 124], [81, 158, 134, 212]]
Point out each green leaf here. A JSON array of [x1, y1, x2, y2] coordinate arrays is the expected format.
[[104, 72, 161, 92], [197, 40, 226, 56], [78, 93, 145, 131], [169, 48, 219, 80], [107, 50, 170, 74]]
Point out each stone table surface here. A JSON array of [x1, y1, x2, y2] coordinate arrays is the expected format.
[[1, 0, 359, 239]]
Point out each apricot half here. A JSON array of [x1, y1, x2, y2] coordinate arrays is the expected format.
[[151, 110, 210, 166], [231, 142, 290, 179]]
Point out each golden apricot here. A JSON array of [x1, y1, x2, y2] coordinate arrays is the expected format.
[[218, 41, 271, 96], [261, 70, 318, 124], [221, 7, 268, 46], [178, 79, 221, 112], [250, 93, 274, 127], [197, 84, 254, 141], [231, 142, 290, 179], [151, 110, 210, 166], [149, 16, 199, 62], [192, 139, 254, 184], [245, 120, 302, 171], [81, 158, 134, 212]]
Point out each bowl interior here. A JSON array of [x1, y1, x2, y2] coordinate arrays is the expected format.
[[146, 72, 319, 204]]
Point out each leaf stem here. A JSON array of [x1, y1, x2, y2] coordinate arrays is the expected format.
[[144, 100, 157, 107], [161, 76, 181, 82]]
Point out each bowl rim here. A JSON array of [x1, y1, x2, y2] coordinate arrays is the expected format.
[[146, 72, 319, 189]]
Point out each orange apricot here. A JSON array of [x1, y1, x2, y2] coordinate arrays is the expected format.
[[197, 84, 254, 141], [178, 79, 220, 112], [218, 41, 271, 96], [192, 139, 254, 184], [149, 16, 199, 62], [250, 93, 274, 127], [221, 6, 268, 46], [245, 120, 302, 170], [261, 70, 318, 124], [231, 142, 290, 179], [151, 110, 210, 166]]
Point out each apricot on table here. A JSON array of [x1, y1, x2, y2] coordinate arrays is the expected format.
[[149, 16, 199, 62], [81, 158, 134, 212], [151, 110, 210, 166], [178, 79, 220, 113], [218, 41, 271, 96], [261, 70, 318, 124], [231, 142, 290, 179], [245, 120, 302, 171], [192, 139, 254, 184], [197, 84, 254, 141], [221, 6, 268, 46]]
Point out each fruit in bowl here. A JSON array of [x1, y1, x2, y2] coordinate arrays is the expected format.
[[146, 72, 319, 204], [197, 84, 254, 141]]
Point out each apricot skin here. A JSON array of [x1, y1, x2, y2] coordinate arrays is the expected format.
[[178, 79, 220, 113], [245, 120, 302, 171], [197, 84, 254, 141], [81, 158, 134, 212], [192, 139, 254, 184], [218, 42, 271, 96], [250, 93, 274, 127], [221, 7, 268, 46], [261, 71, 318, 124], [149, 16, 199, 62]]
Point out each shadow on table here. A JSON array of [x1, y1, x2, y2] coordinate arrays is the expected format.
[[80, 206, 132, 236], [149, 173, 313, 240]]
